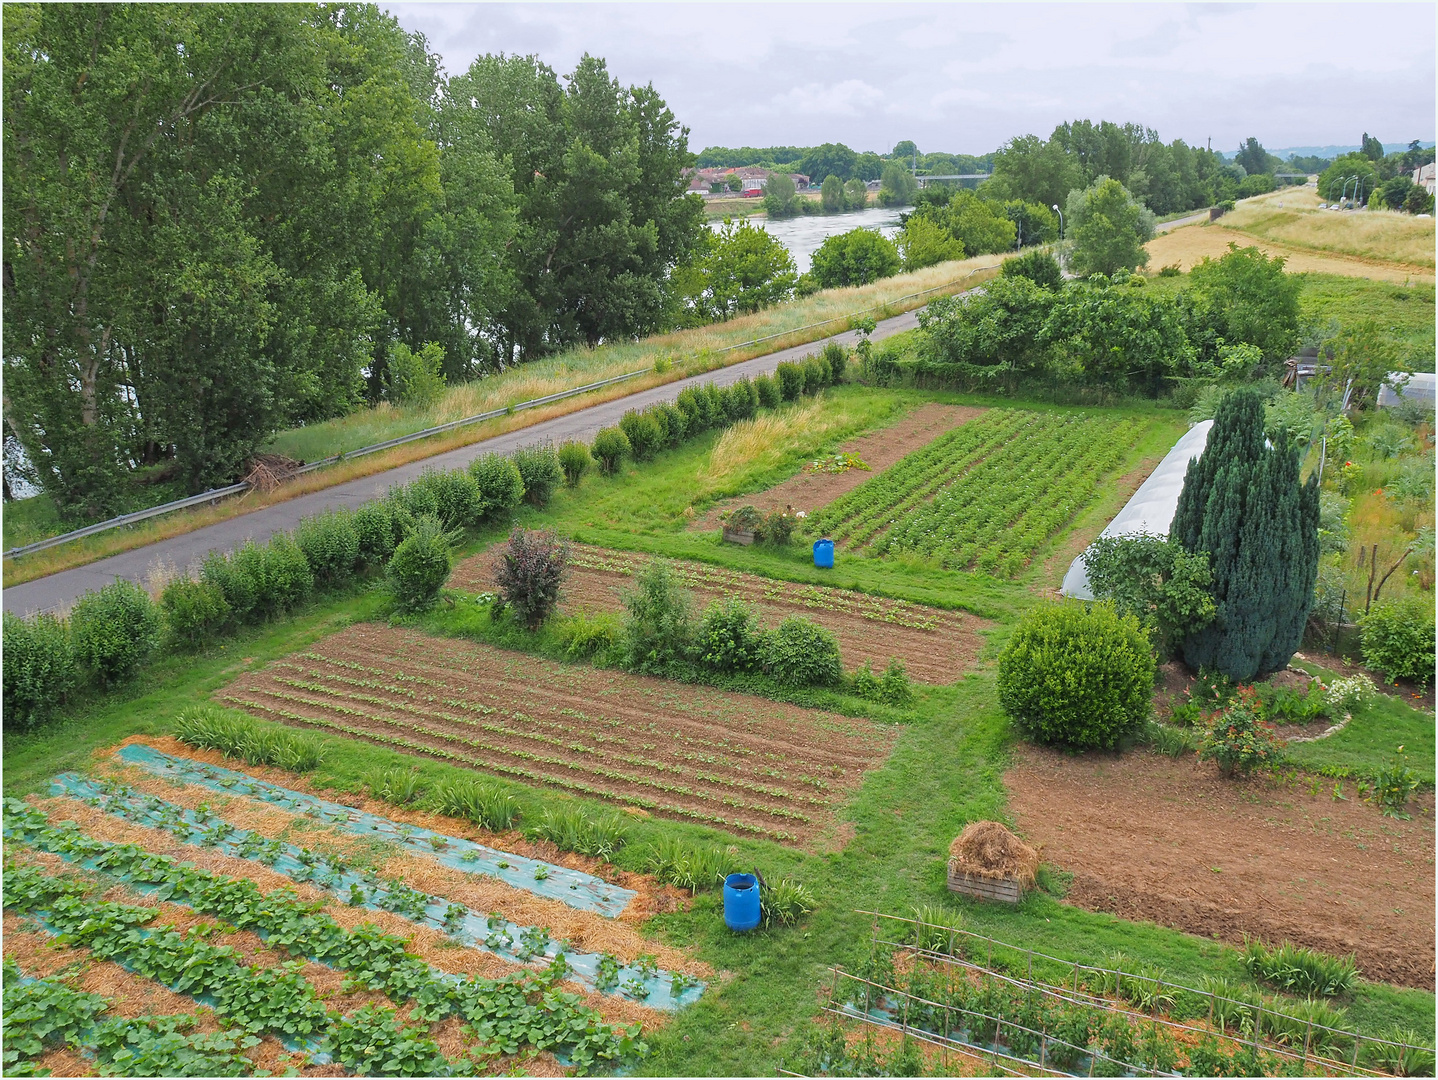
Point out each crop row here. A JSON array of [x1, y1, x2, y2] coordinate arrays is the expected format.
[[563, 545, 944, 630], [223, 698, 801, 842]]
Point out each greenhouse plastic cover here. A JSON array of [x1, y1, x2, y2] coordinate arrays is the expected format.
[[1378, 371, 1436, 407], [1060, 420, 1214, 600]]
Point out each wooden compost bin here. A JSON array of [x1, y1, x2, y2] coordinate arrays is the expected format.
[[945, 821, 1038, 905]]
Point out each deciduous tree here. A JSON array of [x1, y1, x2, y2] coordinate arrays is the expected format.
[[1064, 176, 1155, 277]]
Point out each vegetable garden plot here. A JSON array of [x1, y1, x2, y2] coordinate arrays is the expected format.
[[811, 410, 1148, 576], [221, 624, 897, 846], [452, 544, 989, 684]]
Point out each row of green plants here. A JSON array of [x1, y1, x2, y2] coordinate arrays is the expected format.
[[3, 803, 647, 1071], [3, 962, 261, 1078]]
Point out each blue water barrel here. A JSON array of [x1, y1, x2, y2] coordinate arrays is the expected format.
[[813, 538, 835, 569], [723, 873, 761, 931]]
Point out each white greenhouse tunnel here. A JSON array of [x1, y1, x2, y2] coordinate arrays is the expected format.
[[1060, 420, 1214, 601]]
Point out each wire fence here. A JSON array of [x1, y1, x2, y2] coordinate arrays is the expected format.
[[802, 910, 1430, 1078], [4, 266, 1002, 563]]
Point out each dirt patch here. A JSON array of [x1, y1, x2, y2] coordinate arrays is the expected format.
[[1006, 745, 1436, 989], [691, 403, 987, 529], [221, 624, 898, 847], [454, 544, 989, 684], [1145, 222, 1436, 283]]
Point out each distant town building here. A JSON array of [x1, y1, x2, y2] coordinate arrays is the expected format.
[[682, 167, 810, 197], [1414, 162, 1436, 195]]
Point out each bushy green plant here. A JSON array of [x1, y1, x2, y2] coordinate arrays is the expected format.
[[1002, 248, 1064, 290], [174, 706, 326, 771], [328, 1003, 448, 1077], [618, 409, 662, 461], [1322, 672, 1377, 713], [760, 877, 816, 927], [2, 611, 78, 731], [775, 361, 804, 401], [527, 806, 627, 860], [512, 444, 563, 507], [696, 598, 766, 673], [724, 379, 759, 421], [1241, 936, 1356, 997], [591, 427, 630, 475], [556, 611, 622, 661], [621, 559, 694, 670], [384, 341, 447, 409], [754, 373, 781, 409], [764, 617, 842, 687], [1196, 687, 1282, 776], [1359, 598, 1435, 687], [557, 441, 591, 486], [652, 403, 688, 448], [909, 903, 964, 954], [801, 357, 825, 394], [642, 837, 724, 893], [1144, 721, 1194, 757], [385, 515, 455, 613], [201, 547, 259, 624], [265, 532, 317, 614], [363, 765, 422, 805], [428, 776, 518, 831], [160, 578, 232, 648], [493, 528, 569, 630], [1083, 534, 1216, 657], [996, 600, 1154, 750], [758, 506, 799, 546], [294, 510, 360, 588], [352, 500, 398, 567], [821, 341, 849, 382], [408, 468, 484, 529], [1363, 1028, 1437, 1077], [467, 453, 525, 515], [674, 387, 706, 431], [70, 578, 162, 686]]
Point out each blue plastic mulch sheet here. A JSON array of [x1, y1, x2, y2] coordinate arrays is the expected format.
[[114, 743, 636, 918], [43, 772, 704, 1011]]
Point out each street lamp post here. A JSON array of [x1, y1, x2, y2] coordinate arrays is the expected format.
[[1052, 204, 1064, 240]]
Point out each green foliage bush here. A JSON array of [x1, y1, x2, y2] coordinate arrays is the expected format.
[[764, 617, 842, 687], [202, 545, 261, 625], [1083, 534, 1216, 657], [160, 578, 232, 649], [258, 533, 315, 616], [428, 777, 518, 831], [725, 378, 759, 421], [512, 444, 563, 507], [352, 501, 399, 567], [1241, 937, 1356, 997], [775, 361, 804, 401], [754, 373, 781, 409], [758, 506, 799, 546], [642, 837, 725, 893], [1001, 249, 1064, 290], [761, 877, 817, 927], [590, 427, 630, 475], [384, 341, 447, 408], [294, 510, 360, 588], [618, 409, 662, 461], [674, 387, 706, 431], [527, 805, 627, 861], [468, 454, 525, 515], [385, 515, 455, 613], [409, 468, 484, 529], [652, 403, 688, 448], [70, 578, 162, 686], [822, 341, 849, 382], [801, 357, 825, 394], [556, 610, 622, 662], [1196, 688, 1282, 776], [997, 601, 1154, 750], [621, 559, 694, 670], [493, 528, 569, 630], [702, 384, 727, 427], [2, 610, 78, 731], [557, 441, 591, 486], [696, 598, 766, 673], [810, 228, 901, 288], [1359, 599, 1435, 687]]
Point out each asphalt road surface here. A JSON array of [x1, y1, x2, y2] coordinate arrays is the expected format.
[[5, 308, 925, 615]]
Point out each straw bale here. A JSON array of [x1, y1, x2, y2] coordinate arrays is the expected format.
[[947, 821, 1039, 887]]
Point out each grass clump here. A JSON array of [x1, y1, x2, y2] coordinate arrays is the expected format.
[[526, 805, 627, 861], [1241, 936, 1357, 997], [173, 707, 326, 772], [909, 903, 964, 955], [642, 837, 725, 894], [427, 777, 519, 831], [760, 876, 817, 927], [362, 765, 422, 805]]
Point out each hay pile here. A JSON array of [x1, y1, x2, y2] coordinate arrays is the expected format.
[[948, 821, 1039, 887], [241, 453, 302, 493]]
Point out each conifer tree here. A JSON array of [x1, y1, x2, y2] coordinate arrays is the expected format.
[[1170, 388, 1320, 681]]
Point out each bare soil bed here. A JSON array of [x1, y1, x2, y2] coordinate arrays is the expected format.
[[1006, 745, 1436, 989], [691, 403, 986, 529], [452, 544, 988, 685], [221, 624, 897, 847]]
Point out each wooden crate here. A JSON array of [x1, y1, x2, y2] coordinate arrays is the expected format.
[[722, 527, 756, 546], [947, 864, 1024, 904]]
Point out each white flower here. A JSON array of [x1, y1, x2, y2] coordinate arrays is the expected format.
[[795, 510, 808, 519]]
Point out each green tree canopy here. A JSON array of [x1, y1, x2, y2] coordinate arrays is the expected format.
[[1064, 176, 1155, 278], [799, 142, 858, 184], [676, 219, 797, 321], [809, 229, 900, 289], [1186, 244, 1300, 364], [762, 170, 800, 218], [877, 162, 918, 208], [1318, 153, 1378, 202], [1170, 388, 1320, 681], [821, 174, 844, 212], [896, 216, 964, 270]]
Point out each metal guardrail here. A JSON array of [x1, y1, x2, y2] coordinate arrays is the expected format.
[[4, 266, 1001, 562]]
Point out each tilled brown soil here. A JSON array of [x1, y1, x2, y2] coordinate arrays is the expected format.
[[452, 544, 990, 685], [1006, 745, 1436, 989], [222, 624, 897, 847], [691, 403, 988, 529]]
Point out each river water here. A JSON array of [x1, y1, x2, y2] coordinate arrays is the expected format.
[[707, 205, 907, 273]]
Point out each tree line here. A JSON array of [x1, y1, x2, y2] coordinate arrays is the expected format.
[[3, 3, 704, 519]]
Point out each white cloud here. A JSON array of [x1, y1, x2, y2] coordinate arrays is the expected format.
[[772, 79, 885, 118]]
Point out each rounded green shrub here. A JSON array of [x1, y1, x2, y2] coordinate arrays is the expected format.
[[702, 383, 727, 426], [201, 548, 258, 624], [557, 441, 591, 487], [653, 403, 688, 447], [697, 598, 766, 673], [997, 601, 1155, 750], [591, 427, 631, 475], [802, 357, 825, 394], [3, 610, 78, 731], [386, 515, 454, 613], [764, 616, 842, 687], [261, 533, 315, 614], [160, 578, 232, 649], [754, 373, 781, 409], [621, 559, 694, 670], [822, 341, 849, 382], [468, 454, 525, 516], [512, 444, 563, 507], [71, 578, 162, 686], [1360, 599, 1435, 688], [675, 387, 706, 432], [724, 379, 758, 421], [408, 468, 484, 528], [775, 361, 804, 401], [295, 510, 360, 588], [619, 409, 662, 461], [353, 501, 398, 567]]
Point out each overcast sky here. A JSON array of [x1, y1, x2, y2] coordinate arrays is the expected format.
[[389, 3, 1435, 157]]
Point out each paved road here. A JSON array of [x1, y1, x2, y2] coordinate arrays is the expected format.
[[5, 309, 925, 615], [1154, 209, 1210, 233]]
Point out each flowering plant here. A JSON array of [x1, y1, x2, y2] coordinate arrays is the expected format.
[[1196, 687, 1283, 776]]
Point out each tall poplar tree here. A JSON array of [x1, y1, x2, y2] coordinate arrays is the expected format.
[[1170, 389, 1320, 681]]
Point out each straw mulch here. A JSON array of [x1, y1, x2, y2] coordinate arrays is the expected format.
[[947, 821, 1039, 887]]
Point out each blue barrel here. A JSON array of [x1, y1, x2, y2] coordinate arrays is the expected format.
[[813, 538, 835, 569], [723, 873, 761, 931]]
